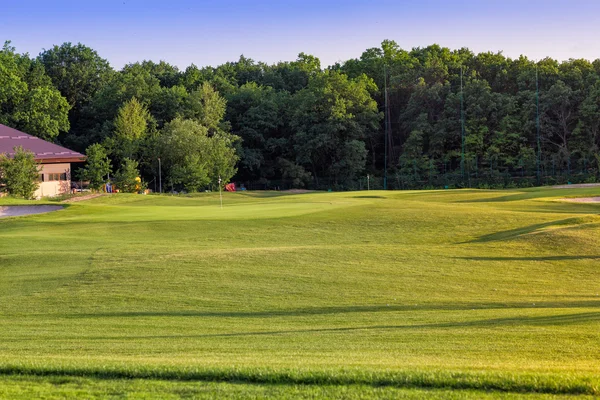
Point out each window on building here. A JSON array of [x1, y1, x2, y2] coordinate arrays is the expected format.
[[38, 174, 44, 182], [46, 172, 68, 181]]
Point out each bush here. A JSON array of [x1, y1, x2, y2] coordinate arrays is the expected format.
[[80, 144, 111, 191], [113, 158, 144, 193], [0, 146, 39, 199]]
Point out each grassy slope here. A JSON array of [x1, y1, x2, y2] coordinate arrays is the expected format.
[[1, 188, 599, 397]]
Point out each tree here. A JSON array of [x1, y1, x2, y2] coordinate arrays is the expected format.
[[113, 158, 142, 193], [207, 130, 239, 185], [0, 146, 39, 199], [8, 38, 600, 189], [107, 97, 151, 162], [541, 80, 579, 170], [159, 118, 238, 190], [226, 83, 290, 183], [0, 41, 70, 141], [169, 154, 209, 192], [399, 113, 429, 180], [75, 62, 162, 150], [16, 87, 71, 141], [573, 79, 600, 158], [290, 70, 381, 186], [38, 42, 113, 111], [80, 144, 111, 191], [185, 82, 227, 133]]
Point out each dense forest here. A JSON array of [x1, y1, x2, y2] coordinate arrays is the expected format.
[[2, 39, 600, 191]]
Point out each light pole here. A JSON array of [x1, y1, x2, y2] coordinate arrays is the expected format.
[[367, 174, 370, 191], [384, 65, 389, 190], [218, 176, 223, 209], [158, 157, 162, 194], [460, 66, 466, 180], [536, 63, 541, 186]]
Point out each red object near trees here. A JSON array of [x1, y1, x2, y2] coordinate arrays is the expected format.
[[225, 183, 236, 192]]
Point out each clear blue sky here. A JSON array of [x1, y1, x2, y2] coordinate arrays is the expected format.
[[2, 0, 599, 69]]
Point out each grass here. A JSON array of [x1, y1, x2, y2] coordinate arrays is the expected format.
[[3, 375, 587, 400], [1, 187, 600, 397]]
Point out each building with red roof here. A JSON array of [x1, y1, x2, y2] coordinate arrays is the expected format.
[[0, 124, 86, 198]]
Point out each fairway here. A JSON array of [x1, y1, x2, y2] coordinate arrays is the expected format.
[[1, 188, 600, 398]]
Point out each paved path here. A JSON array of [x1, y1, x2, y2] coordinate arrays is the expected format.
[[62, 193, 104, 203]]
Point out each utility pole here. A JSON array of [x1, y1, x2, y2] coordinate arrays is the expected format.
[[536, 64, 541, 185], [218, 176, 223, 209], [158, 157, 162, 194], [460, 66, 466, 179], [384, 65, 389, 190]]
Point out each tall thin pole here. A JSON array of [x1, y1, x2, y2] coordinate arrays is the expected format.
[[460, 66, 466, 179], [535, 64, 541, 185], [158, 157, 162, 194], [218, 176, 223, 209], [384, 65, 389, 190]]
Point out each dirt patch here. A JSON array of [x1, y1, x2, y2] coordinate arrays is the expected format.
[[552, 183, 600, 189], [62, 193, 104, 203], [0, 205, 63, 218], [562, 197, 600, 203]]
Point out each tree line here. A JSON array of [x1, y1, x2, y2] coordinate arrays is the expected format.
[[2, 39, 600, 191]]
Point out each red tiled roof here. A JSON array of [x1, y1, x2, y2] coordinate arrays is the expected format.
[[0, 124, 85, 163]]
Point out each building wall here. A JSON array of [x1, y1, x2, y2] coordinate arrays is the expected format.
[[34, 163, 71, 199]]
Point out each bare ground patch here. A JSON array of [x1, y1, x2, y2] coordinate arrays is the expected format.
[[562, 197, 600, 203]]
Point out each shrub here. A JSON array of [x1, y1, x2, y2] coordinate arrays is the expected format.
[[0, 146, 39, 199]]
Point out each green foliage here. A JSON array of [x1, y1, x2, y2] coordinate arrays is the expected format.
[[226, 83, 290, 183], [278, 158, 312, 187], [114, 97, 149, 141], [5, 39, 600, 188], [185, 82, 227, 132], [15, 87, 71, 140], [0, 146, 39, 198], [107, 97, 151, 162], [290, 70, 381, 185], [169, 154, 209, 192], [159, 118, 238, 190], [80, 143, 111, 191], [38, 42, 113, 110], [113, 158, 142, 193], [0, 41, 70, 140]]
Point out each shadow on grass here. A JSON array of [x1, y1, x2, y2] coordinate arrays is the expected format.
[[70, 312, 600, 341], [457, 255, 600, 261], [503, 205, 600, 215], [67, 301, 600, 320], [466, 217, 597, 243], [1, 363, 598, 395], [454, 193, 532, 203]]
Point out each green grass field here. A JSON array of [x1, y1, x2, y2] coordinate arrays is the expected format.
[[1, 187, 599, 398]]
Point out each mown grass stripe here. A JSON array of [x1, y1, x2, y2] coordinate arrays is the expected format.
[[0, 365, 597, 395]]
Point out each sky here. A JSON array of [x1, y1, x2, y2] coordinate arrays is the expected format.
[[2, 0, 600, 69]]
